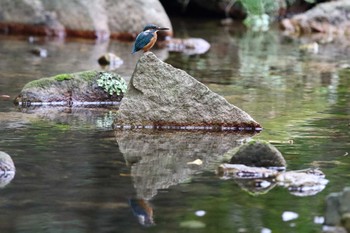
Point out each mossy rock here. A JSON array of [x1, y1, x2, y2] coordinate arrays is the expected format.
[[15, 70, 125, 105], [228, 140, 286, 168]]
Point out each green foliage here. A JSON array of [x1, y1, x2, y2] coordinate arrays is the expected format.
[[237, 0, 316, 31], [96, 72, 127, 96], [237, 0, 275, 31], [239, 0, 277, 16], [54, 73, 72, 81]]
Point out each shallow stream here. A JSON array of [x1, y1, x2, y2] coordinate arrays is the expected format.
[[0, 18, 349, 232]]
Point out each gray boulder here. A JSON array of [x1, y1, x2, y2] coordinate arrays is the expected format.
[[0, 0, 172, 40], [114, 52, 261, 131]]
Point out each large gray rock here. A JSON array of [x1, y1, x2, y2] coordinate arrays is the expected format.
[[0, 0, 172, 40], [114, 52, 261, 131]]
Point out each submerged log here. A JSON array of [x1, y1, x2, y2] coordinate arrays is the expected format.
[[114, 52, 261, 131]]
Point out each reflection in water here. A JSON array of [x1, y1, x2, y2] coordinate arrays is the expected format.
[[129, 198, 154, 227], [116, 130, 256, 200], [218, 164, 328, 196], [117, 130, 257, 226], [0, 151, 15, 188], [15, 106, 119, 129]]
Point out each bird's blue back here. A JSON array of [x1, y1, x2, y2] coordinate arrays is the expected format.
[[132, 30, 154, 54]]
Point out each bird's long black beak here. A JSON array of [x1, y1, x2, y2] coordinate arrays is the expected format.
[[157, 27, 169, 31]]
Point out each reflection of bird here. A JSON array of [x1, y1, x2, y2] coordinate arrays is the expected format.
[[129, 198, 154, 226], [132, 24, 169, 54]]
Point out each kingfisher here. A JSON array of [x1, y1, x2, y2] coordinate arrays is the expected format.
[[132, 24, 169, 54]]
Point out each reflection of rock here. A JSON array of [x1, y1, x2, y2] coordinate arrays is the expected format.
[[17, 106, 118, 129], [325, 187, 350, 232], [116, 130, 256, 199], [114, 52, 261, 131], [0, 151, 16, 188], [228, 140, 287, 168], [234, 178, 276, 196]]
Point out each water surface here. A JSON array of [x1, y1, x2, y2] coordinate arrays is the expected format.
[[0, 18, 349, 232]]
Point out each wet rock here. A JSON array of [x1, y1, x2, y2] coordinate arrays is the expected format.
[[217, 164, 278, 179], [228, 140, 286, 168], [281, 0, 350, 36], [30, 47, 48, 57], [219, 142, 328, 196], [0, 151, 15, 188], [276, 169, 328, 197], [15, 70, 126, 106], [97, 53, 123, 68], [166, 38, 211, 55], [114, 52, 261, 131], [0, 0, 172, 40]]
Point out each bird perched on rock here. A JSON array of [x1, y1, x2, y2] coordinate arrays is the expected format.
[[132, 24, 169, 54]]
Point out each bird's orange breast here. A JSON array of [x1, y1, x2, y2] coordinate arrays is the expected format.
[[142, 33, 157, 52]]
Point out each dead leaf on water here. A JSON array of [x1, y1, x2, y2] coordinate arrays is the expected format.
[[187, 159, 203, 165]]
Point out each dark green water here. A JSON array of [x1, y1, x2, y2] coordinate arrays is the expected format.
[[0, 18, 349, 233]]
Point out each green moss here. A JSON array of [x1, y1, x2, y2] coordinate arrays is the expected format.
[[79, 70, 98, 81], [23, 77, 57, 89], [21, 70, 100, 90], [54, 73, 72, 81]]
